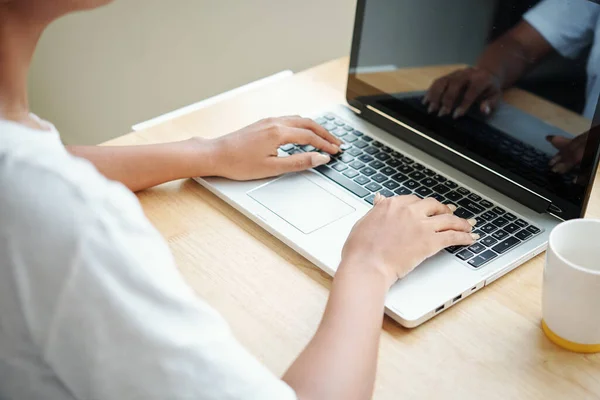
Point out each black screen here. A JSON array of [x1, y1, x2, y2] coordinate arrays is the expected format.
[[347, 0, 600, 219]]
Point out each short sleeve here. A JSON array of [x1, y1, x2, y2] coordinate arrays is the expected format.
[[42, 198, 296, 400], [523, 0, 600, 59]]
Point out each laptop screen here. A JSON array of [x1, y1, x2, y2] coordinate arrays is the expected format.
[[347, 0, 600, 220]]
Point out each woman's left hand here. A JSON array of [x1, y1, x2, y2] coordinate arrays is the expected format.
[[196, 116, 342, 180]]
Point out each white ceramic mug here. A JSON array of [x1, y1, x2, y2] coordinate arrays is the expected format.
[[542, 219, 600, 353]]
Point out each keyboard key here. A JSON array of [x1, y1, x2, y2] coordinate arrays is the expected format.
[[492, 207, 506, 215], [354, 140, 369, 149], [380, 189, 395, 198], [365, 194, 375, 205], [369, 160, 386, 169], [350, 160, 365, 170], [332, 163, 348, 172], [444, 181, 459, 190], [421, 178, 438, 187], [432, 184, 451, 195], [503, 223, 520, 234], [383, 180, 400, 190], [372, 173, 387, 183], [343, 169, 359, 179], [401, 156, 414, 164], [339, 143, 353, 151], [491, 236, 521, 254], [409, 171, 426, 181], [392, 173, 409, 183], [492, 230, 509, 240], [481, 223, 498, 234], [457, 249, 475, 261], [398, 165, 414, 174], [515, 229, 533, 240], [365, 182, 383, 192], [479, 199, 493, 208], [446, 191, 462, 202], [347, 148, 362, 157], [480, 211, 497, 221], [354, 175, 370, 185], [315, 117, 327, 125], [433, 174, 447, 182], [362, 136, 373, 142], [492, 217, 509, 227], [456, 187, 470, 195], [473, 229, 485, 238], [416, 187, 433, 197], [340, 154, 354, 163], [352, 130, 364, 137], [323, 122, 336, 131], [332, 127, 347, 137], [302, 144, 316, 152], [375, 152, 391, 161], [280, 143, 295, 151], [387, 159, 402, 168], [314, 165, 370, 198], [379, 166, 395, 176], [395, 187, 412, 195], [430, 194, 445, 202], [468, 193, 482, 202], [324, 114, 335, 120], [358, 154, 374, 163], [468, 250, 498, 268], [381, 146, 393, 153], [515, 219, 528, 228], [481, 237, 498, 247], [454, 208, 474, 219], [344, 124, 354, 131], [468, 243, 486, 254], [446, 245, 463, 254], [334, 120, 345, 126], [405, 180, 420, 189], [361, 167, 376, 176], [344, 134, 358, 143], [504, 213, 517, 221], [412, 163, 425, 171], [372, 141, 383, 148], [458, 199, 485, 215], [527, 226, 541, 234], [423, 168, 436, 177], [364, 147, 379, 155]]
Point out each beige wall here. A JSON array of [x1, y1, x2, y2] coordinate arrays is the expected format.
[[28, 0, 356, 145]]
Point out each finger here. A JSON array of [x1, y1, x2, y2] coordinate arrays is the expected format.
[[413, 197, 453, 217], [284, 117, 343, 147], [453, 79, 491, 119], [546, 135, 572, 151], [269, 152, 330, 175], [439, 75, 468, 117], [373, 192, 386, 205], [552, 145, 584, 174], [480, 93, 501, 116], [426, 77, 449, 114], [390, 194, 421, 207], [437, 231, 479, 249], [281, 127, 340, 154], [429, 214, 476, 233]]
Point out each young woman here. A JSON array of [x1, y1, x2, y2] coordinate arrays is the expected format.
[[0, 1, 477, 399]]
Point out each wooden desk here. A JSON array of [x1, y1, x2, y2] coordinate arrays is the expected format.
[[106, 58, 600, 399]]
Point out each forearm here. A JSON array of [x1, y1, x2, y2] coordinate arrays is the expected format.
[[67, 138, 216, 192], [283, 261, 389, 400]]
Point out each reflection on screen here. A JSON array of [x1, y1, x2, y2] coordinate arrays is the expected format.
[[350, 0, 600, 218]]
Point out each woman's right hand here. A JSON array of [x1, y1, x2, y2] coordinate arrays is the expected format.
[[341, 194, 478, 288], [424, 67, 503, 119]]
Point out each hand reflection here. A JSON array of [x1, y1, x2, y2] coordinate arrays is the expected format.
[[547, 134, 587, 174], [423, 67, 502, 119]]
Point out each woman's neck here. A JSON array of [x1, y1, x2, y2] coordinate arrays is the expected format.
[[0, 7, 47, 128]]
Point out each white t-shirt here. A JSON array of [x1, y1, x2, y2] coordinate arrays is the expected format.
[[524, 0, 600, 120], [0, 119, 296, 400]]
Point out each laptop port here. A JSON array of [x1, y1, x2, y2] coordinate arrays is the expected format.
[[453, 294, 462, 303], [471, 286, 477, 291], [435, 305, 445, 313]]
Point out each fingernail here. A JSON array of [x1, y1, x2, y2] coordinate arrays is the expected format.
[[553, 163, 568, 174], [374, 192, 383, 204], [482, 104, 491, 115], [447, 204, 457, 212], [471, 233, 480, 240], [438, 107, 450, 118], [546, 135, 554, 142], [549, 156, 560, 167], [467, 218, 477, 227], [311, 153, 330, 166], [428, 104, 436, 114], [333, 144, 342, 153], [453, 108, 464, 119]]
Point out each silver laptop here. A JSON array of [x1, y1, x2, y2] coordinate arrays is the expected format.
[[195, 0, 600, 327]]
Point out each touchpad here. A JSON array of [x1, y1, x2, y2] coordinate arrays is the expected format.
[[248, 174, 356, 234]]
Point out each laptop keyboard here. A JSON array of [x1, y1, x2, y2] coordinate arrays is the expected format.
[[278, 113, 543, 270]]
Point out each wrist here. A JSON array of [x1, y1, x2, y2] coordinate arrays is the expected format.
[[182, 137, 222, 177], [337, 255, 397, 290]]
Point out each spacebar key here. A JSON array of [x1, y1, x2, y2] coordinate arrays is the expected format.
[[314, 165, 370, 198]]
